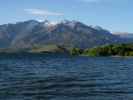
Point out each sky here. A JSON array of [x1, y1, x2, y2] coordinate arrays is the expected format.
[[0, 0, 133, 33]]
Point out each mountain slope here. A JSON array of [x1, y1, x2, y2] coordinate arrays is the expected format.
[[0, 20, 130, 50]]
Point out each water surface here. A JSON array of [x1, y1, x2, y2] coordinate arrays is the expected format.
[[0, 54, 133, 100]]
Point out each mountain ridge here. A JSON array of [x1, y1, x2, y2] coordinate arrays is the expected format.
[[0, 20, 132, 51]]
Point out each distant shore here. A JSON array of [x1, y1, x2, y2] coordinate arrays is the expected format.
[[0, 43, 133, 57]]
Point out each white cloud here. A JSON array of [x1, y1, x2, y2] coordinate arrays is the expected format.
[[24, 9, 64, 16]]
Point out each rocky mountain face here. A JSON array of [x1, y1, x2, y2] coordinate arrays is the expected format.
[[0, 20, 131, 49]]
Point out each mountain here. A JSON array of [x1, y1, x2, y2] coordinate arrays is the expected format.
[[0, 20, 131, 51], [0, 20, 39, 48], [113, 32, 133, 38]]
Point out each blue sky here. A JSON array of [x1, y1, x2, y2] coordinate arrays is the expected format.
[[0, 0, 133, 32]]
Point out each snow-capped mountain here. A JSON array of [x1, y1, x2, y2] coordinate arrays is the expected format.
[[0, 20, 131, 49]]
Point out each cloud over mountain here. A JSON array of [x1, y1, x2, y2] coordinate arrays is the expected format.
[[24, 9, 64, 17]]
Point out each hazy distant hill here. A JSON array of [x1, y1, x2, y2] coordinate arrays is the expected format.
[[0, 20, 131, 50], [113, 32, 133, 38]]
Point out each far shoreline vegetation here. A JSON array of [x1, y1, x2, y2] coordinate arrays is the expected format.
[[0, 43, 133, 57], [70, 43, 133, 57]]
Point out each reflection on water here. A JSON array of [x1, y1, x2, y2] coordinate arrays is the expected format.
[[0, 54, 133, 100]]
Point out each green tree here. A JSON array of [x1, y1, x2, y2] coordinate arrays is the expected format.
[[70, 48, 83, 55]]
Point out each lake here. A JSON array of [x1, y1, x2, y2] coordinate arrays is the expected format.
[[0, 53, 133, 100]]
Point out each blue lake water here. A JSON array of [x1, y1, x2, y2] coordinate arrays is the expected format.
[[0, 53, 133, 100]]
